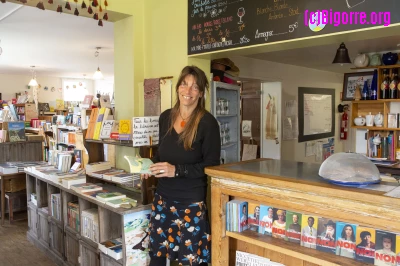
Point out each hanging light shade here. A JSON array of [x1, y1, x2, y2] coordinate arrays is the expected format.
[[332, 42, 352, 65], [28, 66, 38, 86], [93, 67, 104, 79]]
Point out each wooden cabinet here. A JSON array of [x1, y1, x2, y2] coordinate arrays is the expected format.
[[49, 217, 65, 259], [27, 202, 38, 238], [206, 159, 400, 266], [65, 226, 80, 266], [100, 253, 123, 266], [80, 239, 100, 266], [37, 207, 50, 247]]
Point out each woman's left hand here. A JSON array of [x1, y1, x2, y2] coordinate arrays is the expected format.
[[150, 162, 176, 178]]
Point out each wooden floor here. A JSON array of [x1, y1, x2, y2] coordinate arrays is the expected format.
[[0, 219, 56, 266]]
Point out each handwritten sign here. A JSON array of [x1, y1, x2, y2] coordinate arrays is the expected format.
[[188, 0, 399, 55], [132, 116, 159, 147]]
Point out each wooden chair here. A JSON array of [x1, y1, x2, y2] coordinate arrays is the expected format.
[[5, 190, 27, 223]]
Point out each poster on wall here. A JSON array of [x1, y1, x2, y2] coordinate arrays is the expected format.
[[124, 209, 151, 266], [265, 93, 278, 140], [144, 78, 161, 116]]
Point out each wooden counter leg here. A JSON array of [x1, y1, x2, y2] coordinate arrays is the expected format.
[[211, 184, 229, 266], [1, 176, 4, 226]]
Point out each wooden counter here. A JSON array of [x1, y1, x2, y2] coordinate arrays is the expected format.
[[205, 158, 400, 266]]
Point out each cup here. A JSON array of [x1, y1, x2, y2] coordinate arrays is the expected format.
[[366, 113, 374, 127]]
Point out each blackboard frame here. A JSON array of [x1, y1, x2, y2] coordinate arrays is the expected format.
[[298, 87, 335, 143]]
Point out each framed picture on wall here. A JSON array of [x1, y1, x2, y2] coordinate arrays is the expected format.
[[342, 71, 374, 101], [298, 87, 335, 142]]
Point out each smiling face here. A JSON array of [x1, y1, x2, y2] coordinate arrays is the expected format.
[[345, 226, 353, 238], [178, 74, 203, 108]]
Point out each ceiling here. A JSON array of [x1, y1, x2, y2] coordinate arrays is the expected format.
[[0, 1, 115, 79], [244, 37, 400, 74]]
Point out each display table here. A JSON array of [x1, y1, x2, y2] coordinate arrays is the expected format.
[[205, 159, 400, 266]]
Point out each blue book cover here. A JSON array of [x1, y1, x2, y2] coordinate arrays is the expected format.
[[258, 205, 273, 235], [7, 122, 26, 142]]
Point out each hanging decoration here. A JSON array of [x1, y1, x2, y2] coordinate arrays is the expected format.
[[36, 1, 45, 10], [57, 5, 63, 13], [103, 0, 108, 20], [81, 0, 87, 8], [92, 0, 98, 7], [65, 1, 71, 10], [74, 0, 79, 16], [93, 13, 98, 20], [48, 0, 53, 4], [88, 5, 93, 14], [98, 0, 103, 26]]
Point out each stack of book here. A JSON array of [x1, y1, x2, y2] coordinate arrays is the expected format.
[[85, 161, 112, 174], [235, 251, 284, 266], [67, 201, 80, 232], [62, 175, 87, 189], [0, 163, 18, 174], [81, 208, 99, 243], [71, 183, 103, 194], [98, 237, 123, 260]]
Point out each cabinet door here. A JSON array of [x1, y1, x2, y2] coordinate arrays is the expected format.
[[37, 211, 50, 247], [50, 220, 64, 259], [65, 231, 79, 266], [28, 204, 38, 237], [80, 241, 100, 266]]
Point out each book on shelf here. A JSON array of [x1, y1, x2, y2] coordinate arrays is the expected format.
[[67, 201, 80, 232], [70, 183, 103, 193], [85, 108, 99, 139], [85, 161, 112, 174], [82, 189, 109, 200], [0, 164, 18, 174], [110, 121, 119, 139], [98, 237, 123, 255], [62, 176, 86, 189], [119, 119, 131, 140], [105, 197, 138, 208], [81, 95, 94, 109], [101, 169, 127, 180], [235, 250, 284, 266], [81, 208, 99, 243], [108, 245, 123, 260], [93, 108, 110, 140], [100, 120, 114, 139], [2, 121, 26, 142], [95, 192, 126, 202]]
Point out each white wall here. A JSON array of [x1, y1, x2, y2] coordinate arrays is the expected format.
[[0, 73, 95, 108], [232, 56, 348, 163]]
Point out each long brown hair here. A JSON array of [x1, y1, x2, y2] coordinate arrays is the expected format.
[[167, 66, 209, 150]]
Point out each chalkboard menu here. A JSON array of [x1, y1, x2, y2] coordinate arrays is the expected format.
[[188, 0, 400, 55]]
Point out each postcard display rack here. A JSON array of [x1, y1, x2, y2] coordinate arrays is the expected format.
[[210, 81, 241, 163]]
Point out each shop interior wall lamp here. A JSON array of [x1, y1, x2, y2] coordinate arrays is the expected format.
[[93, 47, 104, 79], [28, 66, 38, 87], [332, 42, 352, 65]]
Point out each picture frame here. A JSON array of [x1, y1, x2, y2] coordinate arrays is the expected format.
[[342, 71, 374, 101], [298, 87, 335, 142]]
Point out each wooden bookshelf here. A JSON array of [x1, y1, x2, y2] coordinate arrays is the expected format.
[[227, 231, 369, 266], [206, 159, 400, 266]]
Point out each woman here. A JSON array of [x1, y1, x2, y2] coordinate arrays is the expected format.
[[336, 224, 356, 258], [144, 65, 221, 266]]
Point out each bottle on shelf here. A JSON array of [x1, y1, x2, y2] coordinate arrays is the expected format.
[[390, 68, 398, 99], [361, 80, 368, 100], [370, 69, 378, 100], [381, 69, 390, 99]]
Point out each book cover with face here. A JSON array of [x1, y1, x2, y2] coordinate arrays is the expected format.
[[285, 211, 301, 243], [258, 205, 273, 235], [374, 230, 396, 266], [247, 202, 260, 232], [301, 214, 318, 249], [316, 218, 337, 254], [355, 226, 376, 264], [335, 222, 357, 259], [272, 208, 286, 239]]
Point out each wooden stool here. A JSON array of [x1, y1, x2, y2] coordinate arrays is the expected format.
[[5, 190, 27, 223]]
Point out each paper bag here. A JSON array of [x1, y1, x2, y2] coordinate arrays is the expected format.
[[242, 144, 257, 161]]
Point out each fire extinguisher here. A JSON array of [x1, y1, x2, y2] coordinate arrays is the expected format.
[[340, 107, 348, 140]]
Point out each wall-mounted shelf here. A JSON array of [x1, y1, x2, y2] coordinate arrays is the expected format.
[[351, 64, 400, 70]]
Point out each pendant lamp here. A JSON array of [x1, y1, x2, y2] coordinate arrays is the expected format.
[[93, 47, 104, 79], [332, 42, 352, 65], [29, 66, 38, 87]]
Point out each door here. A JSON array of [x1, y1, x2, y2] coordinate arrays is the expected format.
[[261, 82, 282, 159], [240, 81, 261, 159]]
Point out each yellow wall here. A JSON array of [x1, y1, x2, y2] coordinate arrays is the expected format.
[[111, 0, 212, 168]]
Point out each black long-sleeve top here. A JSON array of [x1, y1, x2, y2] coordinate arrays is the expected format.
[[153, 109, 221, 202]]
